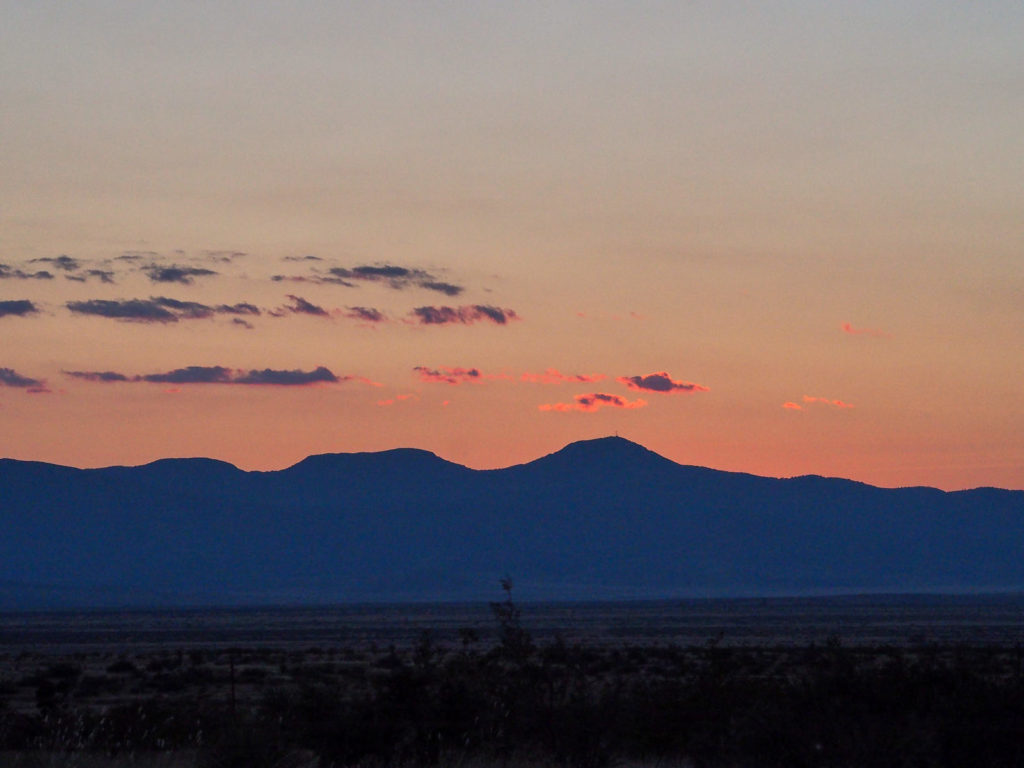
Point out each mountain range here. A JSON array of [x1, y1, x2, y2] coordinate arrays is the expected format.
[[1, 436, 1022, 609]]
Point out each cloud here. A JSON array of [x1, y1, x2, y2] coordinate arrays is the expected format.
[[344, 306, 388, 323], [150, 297, 217, 319], [202, 250, 247, 262], [617, 372, 709, 394], [65, 269, 116, 284], [231, 318, 254, 329], [0, 300, 39, 318], [414, 366, 484, 385], [64, 370, 131, 382], [0, 264, 53, 280], [216, 302, 261, 316], [781, 396, 855, 410], [409, 305, 519, 325], [116, 251, 159, 261], [841, 322, 888, 338], [521, 368, 606, 384], [31, 255, 80, 271], [275, 262, 464, 294], [0, 367, 45, 389], [351, 265, 418, 280], [142, 264, 219, 284], [68, 365, 346, 386], [231, 366, 341, 385], [332, 264, 465, 295], [140, 366, 234, 384], [66, 297, 259, 323], [377, 393, 418, 406], [281, 295, 330, 317], [67, 298, 180, 322], [273, 273, 355, 287], [419, 281, 464, 296], [539, 393, 648, 412], [802, 395, 855, 409]]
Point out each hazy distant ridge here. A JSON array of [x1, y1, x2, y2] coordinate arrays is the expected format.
[[1, 437, 1022, 609]]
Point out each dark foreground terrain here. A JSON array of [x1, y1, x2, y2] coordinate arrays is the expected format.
[[3, 594, 1024, 767]]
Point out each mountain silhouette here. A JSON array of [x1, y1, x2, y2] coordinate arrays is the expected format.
[[1, 437, 1022, 608]]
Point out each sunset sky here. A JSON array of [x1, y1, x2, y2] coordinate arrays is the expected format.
[[2, 2, 1022, 490]]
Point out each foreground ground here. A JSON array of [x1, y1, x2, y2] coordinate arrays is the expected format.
[[3, 600, 1024, 767]]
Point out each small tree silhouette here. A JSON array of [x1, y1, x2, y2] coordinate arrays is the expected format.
[[490, 576, 533, 662]]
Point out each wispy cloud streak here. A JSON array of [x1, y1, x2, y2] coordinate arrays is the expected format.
[[521, 368, 605, 384], [0, 264, 53, 280], [539, 393, 648, 412], [841, 322, 888, 338], [65, 365, 346, 386], [800, 395, 855, 409], [66, 297, 259, 323], [414, 366, 487, 385]]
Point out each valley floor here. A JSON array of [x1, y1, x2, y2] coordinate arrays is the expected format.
[[3, 632, 1024, 767]]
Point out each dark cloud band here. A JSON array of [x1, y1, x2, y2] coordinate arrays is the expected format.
[[30, 255, 80, 271], [65, 365, 344, 386], [63, 370, 131, 382], [66, 297, 260, 323], [275, 263, 464, 295], [0, 367, 45, 389], [142, 265, 219, 285], [0, 264, 53, 280], [0, 300, 39, 318]]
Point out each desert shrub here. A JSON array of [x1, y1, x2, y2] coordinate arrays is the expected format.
[[489, 578, 533, 664], [197, 715, 295, 768], [106, 659, 137, 675]]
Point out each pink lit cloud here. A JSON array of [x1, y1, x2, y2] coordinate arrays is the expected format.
[[539, 392, 648, 412], [414, 366, 487, 385], [520, 368, 606, 384], [802, 395, 855, 409], [841, 322, 888, 338], [617, 371, 709, 394], [376, 393, 419, 406]]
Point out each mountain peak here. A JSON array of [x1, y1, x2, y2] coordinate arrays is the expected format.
[[281, 446, 468, 478], [526, 435, 678, 473], [560, 435, 645, 452]]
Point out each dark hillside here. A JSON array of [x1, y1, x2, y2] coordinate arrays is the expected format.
[[1, 437, 1022, 608]]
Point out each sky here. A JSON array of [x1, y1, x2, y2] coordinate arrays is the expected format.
[[1, 1, 1022, 490]]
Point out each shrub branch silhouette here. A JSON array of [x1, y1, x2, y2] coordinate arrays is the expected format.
[[489, 576, 533, 663]]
